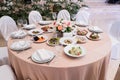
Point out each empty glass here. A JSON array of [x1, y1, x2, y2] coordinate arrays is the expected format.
[[17, 19, 23, 28], [52, 12, 57, 20], [71, 14, 76, 21]]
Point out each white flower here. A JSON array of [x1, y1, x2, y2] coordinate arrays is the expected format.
[[2, 7, 7, 10]]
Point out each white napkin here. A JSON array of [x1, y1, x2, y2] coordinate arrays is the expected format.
[[11, 30, 27, 39], [23, 24, 36, 29], [88, 26, 103, 33], [36, 49, 52, 61], [10, 41, 31, 51], [39, 21, 52, 25], [31, 49, 55, 63]]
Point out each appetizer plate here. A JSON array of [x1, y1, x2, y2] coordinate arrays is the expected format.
[[28, 29, 43, 36], [64, 44, 86, 58], [86, 33, 101, 41], [59, 37, 75, 46], [47, 37, 60, 46], [41, 26, 55, 33], [32, 35, 48, 43], [74, 36, 87, 44]]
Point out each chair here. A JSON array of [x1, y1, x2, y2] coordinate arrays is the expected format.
[[28, 10, 42, 24], [109, 21, 120, 60], [75, 7, 90, 25], [57, 9, 70, 21], [0, 16, 18, 65], [0, 65, 16, 80], [0, 16, 18, 41]]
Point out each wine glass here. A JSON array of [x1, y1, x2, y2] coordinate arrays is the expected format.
[[71, 14, 76, 21], [52, 12, 57, 20], [22, 19, 27, 27], [17, 19, 23, 29]]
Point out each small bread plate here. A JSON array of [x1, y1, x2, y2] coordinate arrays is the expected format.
[[86, 33, 101, 41], [28, 29, 43, 36], [41, 26, 55, 33], [64, 44, 86, 58], [47, 37, 60, 46], [59, 37, 76, 46], [32, 35, 48, 43], [74, 36, 87, 44]]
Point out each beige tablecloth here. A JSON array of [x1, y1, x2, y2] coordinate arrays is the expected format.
[[8, 26, 111, 80]]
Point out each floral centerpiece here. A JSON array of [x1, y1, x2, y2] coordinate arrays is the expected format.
[[54, 19, 73, 37]]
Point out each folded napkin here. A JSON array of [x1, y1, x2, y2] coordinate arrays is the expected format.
[[11, 30, 27, 39], [39, 21, 52, 25], [10, 41, 31, 51], [32, 49, 55, 63], [23, 24, 36, 29], [88, 26, 103, 33]]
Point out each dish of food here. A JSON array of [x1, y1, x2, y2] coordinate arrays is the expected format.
[[64, 45, 86, 58], [28, 29, 43, 36], [47, 37, 60, 46], [41, 26, 54, 32], [87, 32, 101, 41], [59, 37, 75, 46], [32, 35, 47, 43], [74, 36, 87, 44], [77, 29, 88, 36]]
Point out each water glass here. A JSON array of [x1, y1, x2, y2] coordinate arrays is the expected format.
[[52, 12, 57, 20]]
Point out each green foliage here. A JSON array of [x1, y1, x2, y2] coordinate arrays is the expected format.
[[0, 0, 87, 21]]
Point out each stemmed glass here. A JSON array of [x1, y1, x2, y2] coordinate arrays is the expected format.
[[71, 14, 76, 21], [17, 19, 23, 29], [52, 12, 57, 20]]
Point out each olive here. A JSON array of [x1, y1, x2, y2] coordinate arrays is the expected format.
[[33, 36, 39, 41]]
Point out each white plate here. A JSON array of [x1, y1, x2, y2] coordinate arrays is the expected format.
[[23, 24, 36, 30], [86, 33, 101, 41], [39, 21, 52, 25], [74, 36, 87, 44], [31, 49, 55, 63], [28, 29, 43, 36], [88, 26, 103, 33], [64, 45, 86, 58], [59, 37, 75, 46], [32, 35, 48, 43], [47, 38, 60, 46]]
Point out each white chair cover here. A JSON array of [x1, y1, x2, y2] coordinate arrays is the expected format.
[[0, 16, 18, 41], [28, 10, 42, 24], [109, 21, 120, 59], [57, 9, 70, 21], [75, 7, 90, 25], [0, 65, 16, 80], [0, 47, 9, 66]]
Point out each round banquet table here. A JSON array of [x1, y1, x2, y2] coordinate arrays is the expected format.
[[8, 25, 111, 80]]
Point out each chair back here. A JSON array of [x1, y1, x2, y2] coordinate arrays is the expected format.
[[0, 16, 18, 41], [109, 21, 120, 42], [76, 7, 90, 25], [57, 9, 70, 21], [28, 10, 42, 24]]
